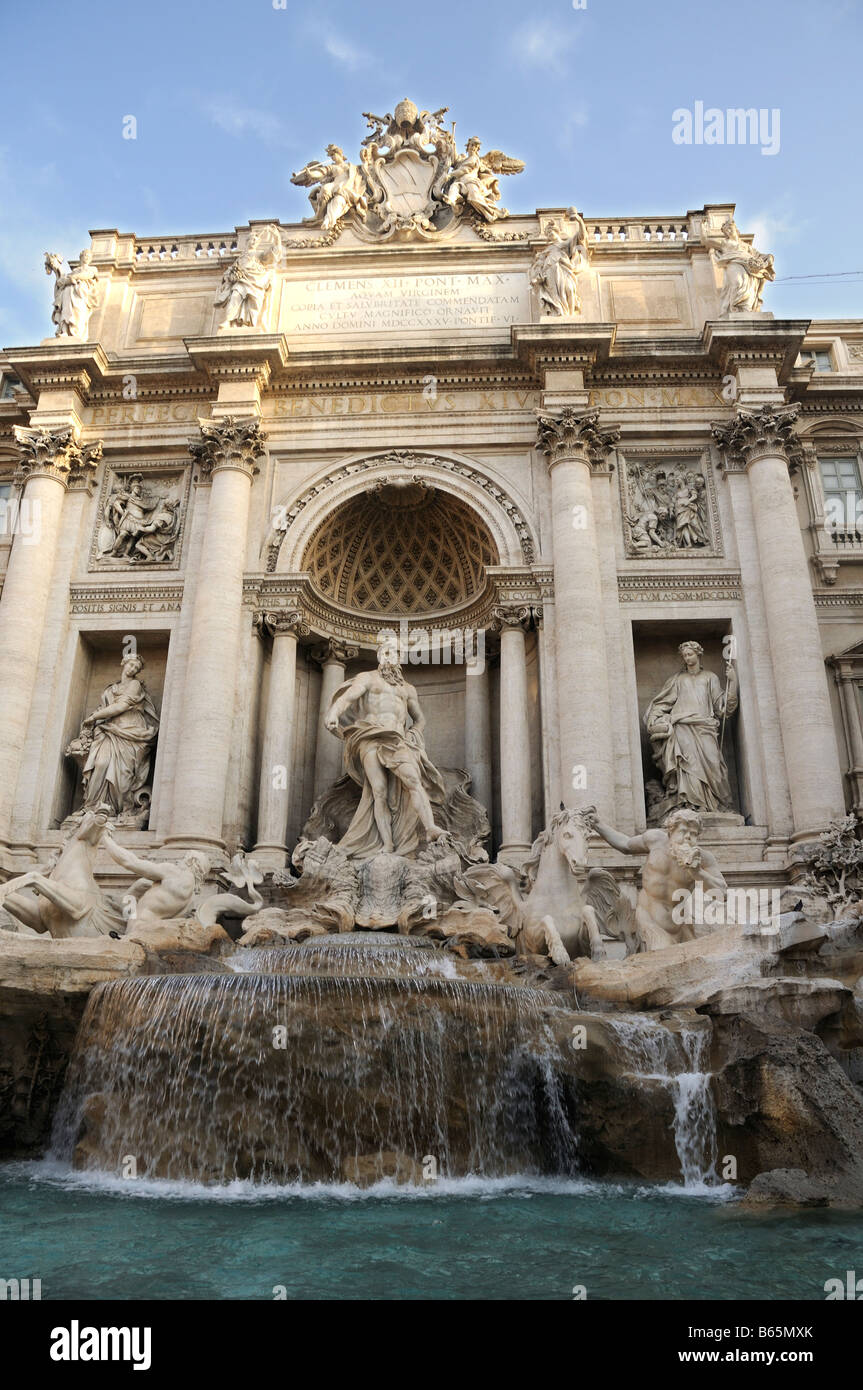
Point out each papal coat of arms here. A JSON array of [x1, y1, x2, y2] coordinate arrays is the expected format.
[[290, 99, 524, 241]]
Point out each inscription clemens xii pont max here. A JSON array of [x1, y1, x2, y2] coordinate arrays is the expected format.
[[281, 272, 529, 333]]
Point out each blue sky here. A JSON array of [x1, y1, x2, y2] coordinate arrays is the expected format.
[[1, 0, 861, 344]]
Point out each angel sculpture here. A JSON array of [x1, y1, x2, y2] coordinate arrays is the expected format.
[[290, 145, 369, 231], [44, 248, 100, 338], [440, 136, 524, 222]]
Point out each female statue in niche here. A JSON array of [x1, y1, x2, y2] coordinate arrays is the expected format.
[[67, 655, 160, 827], [644, 640, 737, 817]]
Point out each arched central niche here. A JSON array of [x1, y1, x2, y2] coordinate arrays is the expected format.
[[302, 479, 499, 616]]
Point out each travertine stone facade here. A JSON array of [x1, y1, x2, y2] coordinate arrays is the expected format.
[[1, 119, 861, 889]]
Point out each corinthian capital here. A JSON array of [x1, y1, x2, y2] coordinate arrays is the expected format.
[[311, 638, 360, 666], [490, 603, 533, 632], [712, 403, 802, 472], [12, 425, 103, 488], [189, 415, 268, 480], [536, 407, 620, 469], [253, 609, 310, 639]]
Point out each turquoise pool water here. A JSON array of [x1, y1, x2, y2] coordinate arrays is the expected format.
[[1, 1163, 861, 1300]]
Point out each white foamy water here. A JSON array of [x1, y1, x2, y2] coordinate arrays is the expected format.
[[605, 1015, 719, 1189]]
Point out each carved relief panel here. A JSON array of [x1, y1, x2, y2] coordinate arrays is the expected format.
[[90, 463, 191, 571], [618, 449, 722, 559]]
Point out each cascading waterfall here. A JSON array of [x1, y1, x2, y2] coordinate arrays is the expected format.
[[51, 940, 580, 1186], [605, 1014, 719, 1188], [229, 939, 460, 979]]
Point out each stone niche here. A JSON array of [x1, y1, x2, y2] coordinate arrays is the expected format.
[[53, 631, 169, 829], [631, 620, 747, 825]]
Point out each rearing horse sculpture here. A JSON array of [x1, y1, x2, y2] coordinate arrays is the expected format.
[[0, 808, 123, 938], [454, 806, 623, 965]]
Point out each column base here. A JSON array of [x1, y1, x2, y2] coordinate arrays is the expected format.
[[251, 844, 289, 873], [497, 842, 532, 868], [161, 834, 228, 859]]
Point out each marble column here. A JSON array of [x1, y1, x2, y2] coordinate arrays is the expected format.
[[312, 639, 358, 801], [0, 426, 102, 844], [536, 408, 619, 817], [833, 660, 863, 814], [253, 611, 309, 869], [494, 605, 533, 861], [713, 404, 844, 839], [166, 416, 267, 850], [464, 640, 492, 817]]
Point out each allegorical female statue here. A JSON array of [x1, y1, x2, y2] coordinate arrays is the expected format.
[[45, 248, 100, 338], [215, 224, 282, 330], [530, 210, 590, 317], [66, 655, 160, 826], [701, 218, 775, 315], [644, 640, 738, 815]]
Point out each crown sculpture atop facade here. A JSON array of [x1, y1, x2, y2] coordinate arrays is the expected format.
[[290, 98, 525, 242]]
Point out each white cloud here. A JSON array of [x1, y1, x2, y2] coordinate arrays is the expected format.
[[305, 21, 371, 72], [558, 106, 590, 149], [321, 30, 369, 71], [202, 100, 293, 149], [746, 203, 802, 252], [510, 19, 579, 75]]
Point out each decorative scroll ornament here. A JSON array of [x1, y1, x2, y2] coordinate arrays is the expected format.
[[290, 99, 524, 243], [12, 425, 103, 488], [535, 408, 620, 469], [712, 403, 802, 472], [189, 416, 268, 479]]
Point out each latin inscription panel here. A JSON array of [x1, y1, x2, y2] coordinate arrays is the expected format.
[[279, 272, 530, 334]]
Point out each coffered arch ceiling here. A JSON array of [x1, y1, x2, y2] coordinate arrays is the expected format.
[[302, 479, 499, 616]]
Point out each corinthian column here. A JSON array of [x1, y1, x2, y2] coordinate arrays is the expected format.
[[833, 660, 863, 814], [536, 408, 619, 816], [312, 638, 358, 801], [167, 417, 267, 850], [253, 611, 310, 869], [0, 426, 102, 843], [493, 604, 533, 861], [713, 404, 844, 839], [464, 640, 492, 816]]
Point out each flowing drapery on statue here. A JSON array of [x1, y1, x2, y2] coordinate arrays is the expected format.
[[324, 649, 447, 859], [67, 656, 160, 825], [644, 641, 738, 814]]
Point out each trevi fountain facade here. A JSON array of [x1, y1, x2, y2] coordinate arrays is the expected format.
[[3, 101, 863, 1251]]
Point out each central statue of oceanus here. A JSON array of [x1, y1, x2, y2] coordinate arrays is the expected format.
[[324, 646, 448, 859]]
